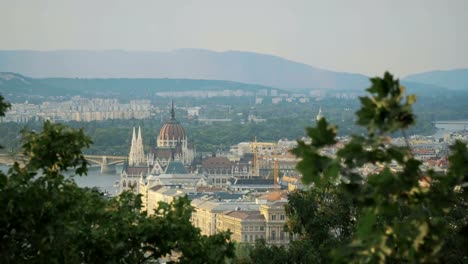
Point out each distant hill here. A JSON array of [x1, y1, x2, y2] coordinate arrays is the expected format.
[[0, 72, 67, 98], [0, 72, 281, 102], [1, 72, 462, 104], [0, 49, 370, 91], [404, 69, 468, 91], [401, 80, 456, 97]]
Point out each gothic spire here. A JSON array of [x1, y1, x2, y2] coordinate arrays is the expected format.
[[132, 127, 136, 143], [129, 127, 137, 166], [137, 126, 142, 143], [136, 126, 145, 165], [170, 100, 175, 120], [316, 106, 324, 121]]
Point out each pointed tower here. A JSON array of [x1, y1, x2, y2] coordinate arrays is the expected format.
[[129, 127, 137, 166], [316, 107, 324, 121], [136, 126, 145, 165], [170, 99, 175, 120]]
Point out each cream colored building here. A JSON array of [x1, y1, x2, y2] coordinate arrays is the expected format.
[[206, 199, 291, 245], [139, 177, 148, 212], [146, 185, 194, 215], [216, 211, 266, 243], [139, 173, 209, 214], [260, 201, 290, 245], [190, 199, 259, 236]]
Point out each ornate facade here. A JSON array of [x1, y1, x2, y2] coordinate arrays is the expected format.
[[120, 101, 195, 194], [129, 126, 145, 166], [152, 101, 195, 166], [120, 126, 148, 193]]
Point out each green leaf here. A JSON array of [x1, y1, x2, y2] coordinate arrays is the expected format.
[[307, 118, 338, 148]]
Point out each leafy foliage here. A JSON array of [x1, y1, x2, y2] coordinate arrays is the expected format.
[[0, 95, 234, 263], [282, 72, 468, 263], [357, 72, 416, 135], [0, 94, 10, 149], [246, 240, 290, 264], [21, 121, 92, 176], [285, 186, 354, 262], [291, 118, 340, 186], [0, 94, 10, 117]]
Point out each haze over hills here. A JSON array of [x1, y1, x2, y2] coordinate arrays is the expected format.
[[1, 50, 467, 94], [404, 69, 468, 91], [1, 71, 465, 105], [0, 49, 370, 91], [0, 72, 282, 102]]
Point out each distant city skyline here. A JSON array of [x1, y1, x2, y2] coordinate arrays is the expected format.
[[1, 0, 467, 77]]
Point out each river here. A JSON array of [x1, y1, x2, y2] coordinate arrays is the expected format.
[[432, 122, 468, 139], [0, 164, 121, 196], [1, 122, 465, 196]]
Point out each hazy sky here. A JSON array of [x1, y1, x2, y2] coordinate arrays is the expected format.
[[1, 0, 467, 77]]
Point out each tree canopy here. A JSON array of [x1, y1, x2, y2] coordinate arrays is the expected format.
[[238, 72, 468, 263], [1, 71, 467, 263], [0, 95, 234, 263]]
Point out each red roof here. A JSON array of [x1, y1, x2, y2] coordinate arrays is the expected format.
[[202, 157, 232, 168], [125, 166, 149, 176]]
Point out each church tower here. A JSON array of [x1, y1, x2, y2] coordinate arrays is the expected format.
[[129, 127, 137, 166], [121, 127, 148, 194], [129, 126, 145, 166], [135, 126, 145, 165], [316, 107, 324, 121]]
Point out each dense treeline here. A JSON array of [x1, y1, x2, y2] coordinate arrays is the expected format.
[[0, 95, 235, 263], [0, 72, 280, 103], [233, 73, 468, 263], [2, 93, 464, 154], [1, 72, 467, 263]]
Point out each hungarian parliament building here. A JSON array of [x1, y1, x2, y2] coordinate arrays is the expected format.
[[118, 102, 304, 247], [119, 102, 196, 192]]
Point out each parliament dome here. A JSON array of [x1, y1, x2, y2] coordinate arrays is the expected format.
[[159, 119, 186, 141], [157, 102, 186, 147]]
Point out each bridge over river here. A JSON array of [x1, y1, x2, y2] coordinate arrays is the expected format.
[[0, 154, 127, 173], [432, 120, 468, 131]]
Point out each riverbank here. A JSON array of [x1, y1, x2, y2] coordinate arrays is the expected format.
[[0, 165, 121, 196]]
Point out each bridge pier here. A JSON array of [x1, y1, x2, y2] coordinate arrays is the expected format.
[[100, 156, 116, 173], [101, 164, 116, 173]]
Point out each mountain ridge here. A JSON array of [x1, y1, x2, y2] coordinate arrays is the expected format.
[[0, 72, 289, 103], [0, 49, 369, 91], [2, 71, 464, 104], [404, 68, 468, 90], [1, 49, 466, 93]]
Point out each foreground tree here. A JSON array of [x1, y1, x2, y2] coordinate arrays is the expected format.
[[0, 94, 9, 122], [0, 97, 234, 263], [240, 72, 467, 263], [291, 72, 468, 263]]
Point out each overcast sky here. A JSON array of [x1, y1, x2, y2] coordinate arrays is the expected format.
[[1, 0, 467, 77]]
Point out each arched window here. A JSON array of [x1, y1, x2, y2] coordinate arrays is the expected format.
[[271, 230, 276, 241], [122, 181, 126, 188]]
